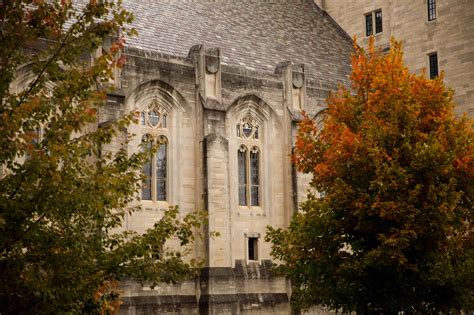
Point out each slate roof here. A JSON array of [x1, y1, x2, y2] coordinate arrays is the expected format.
[[123, 0, 353, 85]]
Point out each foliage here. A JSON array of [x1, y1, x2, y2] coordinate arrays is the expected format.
[[0, 1, 202, 314], [266, 38, 474, 314]]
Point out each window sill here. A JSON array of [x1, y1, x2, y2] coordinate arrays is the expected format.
[[237, 206, 265, 217], [246, 259, 260, 264], [141, 199, 170, 210], [365, 32, 383, 39]]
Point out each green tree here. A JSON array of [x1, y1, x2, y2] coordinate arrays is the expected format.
[[266, 39, 474, 314], [0, 1, 202, 314]]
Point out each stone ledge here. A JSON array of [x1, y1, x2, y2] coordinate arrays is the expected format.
[[198, 293, 288, 306], [121, 294, 197, 307]]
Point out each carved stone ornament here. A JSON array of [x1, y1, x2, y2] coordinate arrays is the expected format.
[[292, 71, 304, 89], [141, 98, 168, 129], [205, 54, 219, 74], [236, 113, 260, 140]]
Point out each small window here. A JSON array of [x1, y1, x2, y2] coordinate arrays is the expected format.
[[375, 10, 383, 34], [429, 53, 438, 79], [248, 237, 258, 261], [428, 0, 436, 21], [365, 10, 383, 36], [365, 14, 373, 36]]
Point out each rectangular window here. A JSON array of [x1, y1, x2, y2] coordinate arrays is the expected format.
[[248, 237, 258, 261], [429, 53, 438, 79], [365, 14, 373, 36], [365, 10, 383, 36], [375, 10, 383, 33], [428, 0, 436, 21]]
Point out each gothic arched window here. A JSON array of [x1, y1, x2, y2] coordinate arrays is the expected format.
[[237, 114, 261, 207], [140, 98, 169, 202]]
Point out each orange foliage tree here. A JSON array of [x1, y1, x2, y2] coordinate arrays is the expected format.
[[266, 38, 474, 314]]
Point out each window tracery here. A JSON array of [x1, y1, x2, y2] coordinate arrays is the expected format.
[[140, 98, 169, 202], [140, 98, 168, 129], [236, 114, 259, 140], [236, 112, 262, 207]]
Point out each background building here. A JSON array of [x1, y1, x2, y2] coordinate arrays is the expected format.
[[315, 0, 474, 116]]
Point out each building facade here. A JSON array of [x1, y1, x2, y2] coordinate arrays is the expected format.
[[315, 0, 474, 117], [103, 1, 353, 314]]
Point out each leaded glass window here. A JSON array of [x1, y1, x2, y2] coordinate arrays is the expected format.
[[148, 110, 160, 127], [250, 147, 260, 206], [238, 146, 247, 206], [156, 142, 167, 201], [142, 136, 153, 200], [236, 113, 262, 207], [139, 98, 169, 202]]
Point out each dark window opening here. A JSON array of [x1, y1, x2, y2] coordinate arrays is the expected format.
[[375, 10, 383, 33], [238, 147, 247, 206], [428, 0, 436, 21], [141, 136, 167, 201], [365, 14, 373, 36], [142, 139, 152, 200], [250, 148, 260, 206], [156, 142, 167, 201], [429, 53, 438, 79], [248, 237, 258, 261]]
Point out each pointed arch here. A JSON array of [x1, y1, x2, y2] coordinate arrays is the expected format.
[[127, 79, 188, 207], [227, 93, 274, 125], [125, 79, 189, 113]]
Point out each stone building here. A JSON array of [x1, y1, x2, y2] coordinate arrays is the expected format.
[[315, 0, 474, 117], [104, 0, 353, 314]]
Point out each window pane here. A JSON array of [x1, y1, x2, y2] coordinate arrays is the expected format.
[[365, 14, 373, 36], [428, 0, 436, 21], [142, 141, 152, 200], [148, 110, 159, 127], [238, 148, 247, 206], [375, 10, 383, 34], [156, 142, 167, 201], [429, 53, 438, 79], [162, 114, 167, 128], [250, 149, 259, 206]]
